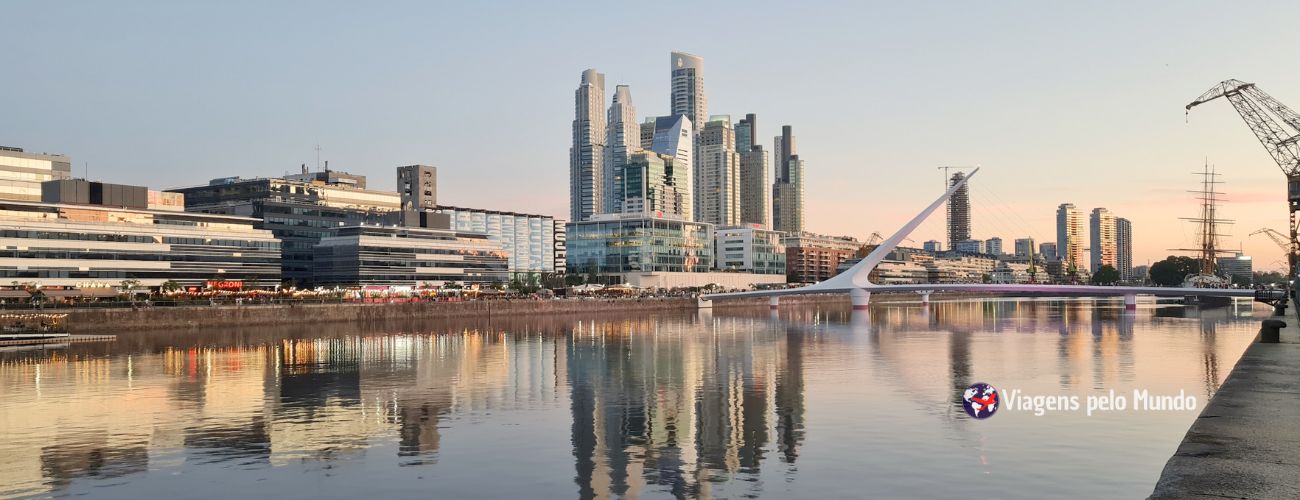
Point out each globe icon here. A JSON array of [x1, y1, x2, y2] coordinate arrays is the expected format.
[[962, 383, 999, 419]]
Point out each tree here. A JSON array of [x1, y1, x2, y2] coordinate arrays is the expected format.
[[1230, 273, 1252, 287], [120, 279, 142, 295], [563, 274, 585, 286], [1255, 270, 1287, 286], [1149, 256, 1200, 287], [1091, 265, 1120, 285], [160, 280, 182, 293]]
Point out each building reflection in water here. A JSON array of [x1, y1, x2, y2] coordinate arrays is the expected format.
[[0, 299, 1264, 498]]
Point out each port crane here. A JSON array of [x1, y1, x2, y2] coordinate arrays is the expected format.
[[1250, 227, 1296, 255], [1187, 80, 1300, 276]]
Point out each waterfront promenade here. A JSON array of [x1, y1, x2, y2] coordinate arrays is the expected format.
[[1150, 300, 1300, 498]]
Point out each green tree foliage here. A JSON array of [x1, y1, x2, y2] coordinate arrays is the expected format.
[[1149, 256, 1200, 286], [160, 280, 182, 293], [1091, 265, 1120, 285], [1254, 271, 1288, 286]]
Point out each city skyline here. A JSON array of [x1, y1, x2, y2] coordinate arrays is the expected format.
[[5, 2, 1300, 268]]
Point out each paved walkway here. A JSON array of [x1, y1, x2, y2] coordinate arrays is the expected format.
[[1150, 302, 1300, 499]]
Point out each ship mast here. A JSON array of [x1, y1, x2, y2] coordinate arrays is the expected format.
[[1172, 162, 1235, 278]]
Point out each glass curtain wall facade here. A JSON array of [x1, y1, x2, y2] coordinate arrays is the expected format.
[[566, 216, 713, 275], [436, 206, 557, 277], [0, 200, 280, 288], [313, 226, 507, 288]]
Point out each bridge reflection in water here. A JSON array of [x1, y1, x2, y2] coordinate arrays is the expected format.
[[0, 299, 1262, 499]]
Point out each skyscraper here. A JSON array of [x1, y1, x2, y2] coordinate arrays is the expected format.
[[1089, 207, 1117, 273], [615, 152, 684, 217], [697, 116, 740, 226], [946, 172, 971, 250], [772, 125, 804, 233], [1040, 242, 1058, 261], [670, 52, 707, 142], [570, 69, 606, 222], [647, 115, 694, 221], [605, 85, 639, 214], [1116, 217, 1133, 281], [736, 114, 770, 228], [1056, 203, 1085, 272]]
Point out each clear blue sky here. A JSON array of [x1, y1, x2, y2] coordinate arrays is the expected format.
[[5, 1, 1300, 267]]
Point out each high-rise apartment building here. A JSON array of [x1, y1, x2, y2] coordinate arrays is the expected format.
[[1116, 217, 1133, 281], [986, 237, 1004, 256], [570, 69, 606, 222], [605, 85, 639, 214], [0, 146, 72, 202], [1089, 207, 1117, 273], [1056, 203, 1085, 272], [697, 116, 740, 226], [670, 52, 707, 143], [736, 114, 770, 228], [946, 172, 971, 250], [646, 115, 694, 221], [772, 125, 804, 233]]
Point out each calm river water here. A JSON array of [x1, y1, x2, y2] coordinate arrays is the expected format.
[[0, 298, 1264, 499]]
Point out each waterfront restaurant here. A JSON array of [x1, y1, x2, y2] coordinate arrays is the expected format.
[[312, 225, 508, 288], [0, 184, 281, 290]]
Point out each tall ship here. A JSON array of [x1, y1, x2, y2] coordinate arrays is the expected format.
[[1176, 163, 1237, 307]]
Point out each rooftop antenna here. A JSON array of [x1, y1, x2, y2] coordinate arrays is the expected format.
[[315, 143, 322, 171]]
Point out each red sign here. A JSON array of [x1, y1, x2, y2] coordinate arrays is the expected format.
[[206, 280, 244, 291]]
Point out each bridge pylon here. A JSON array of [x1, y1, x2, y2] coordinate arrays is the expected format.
[[851, 288, 871, 310], [917, 290, 933, 305]]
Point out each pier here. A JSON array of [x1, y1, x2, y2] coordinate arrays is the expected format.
[[1150, 298, 1300, 498]]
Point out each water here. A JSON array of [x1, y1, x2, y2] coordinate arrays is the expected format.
[[0, 298, 1263, 499]]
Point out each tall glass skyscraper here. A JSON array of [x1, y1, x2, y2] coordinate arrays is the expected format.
[[605, 85, 639, 214], [570, 69, 606, 222], [946, 172, 970, 250], [736, 114, 770, 228], [647, 115, 694, 221], [670, 52, 707, 141], [772, 125, 804, 233]]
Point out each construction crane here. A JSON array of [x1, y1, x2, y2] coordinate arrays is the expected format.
[[1250, 227, 1296, 254], [1186, 80, 1300, 276]]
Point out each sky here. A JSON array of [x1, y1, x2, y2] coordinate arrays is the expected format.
[[5, 1, 1300, 270]]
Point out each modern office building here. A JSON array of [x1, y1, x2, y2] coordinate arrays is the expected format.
[[283, 167, 368, 188], [397, 164, 437, 225], [1089, 207, 1117, 273], [713, 225, 786, 275], [0, 180, 280, 289], [783, 232, 860, 283], [669, 52, 707, 144], [1056, 203, 1085, 272], [615, 152, 685, 217], [954, 239, 985, 255], [313, 226, 507, 288], [170, 173, 402, 286], [772, 126, 805, 233], [0, 146, 73, 202], [1116, 217, 1133, 281], [1014, 237, 1036, 258], [986, 237, 1004, 256], [566, 214, 712, 275], [605, 85, 640, 214], [645, 115, 695, 221], [435, 205, 558, 277], [1040, 242, 1059, 261], [1216, 253, 1253, 284], [570, 69, 607, 222], [946, 172, 971, 250], [697, 116, 740, 226], [735, 114, 770, 228], [923, 240, 942, 253]]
